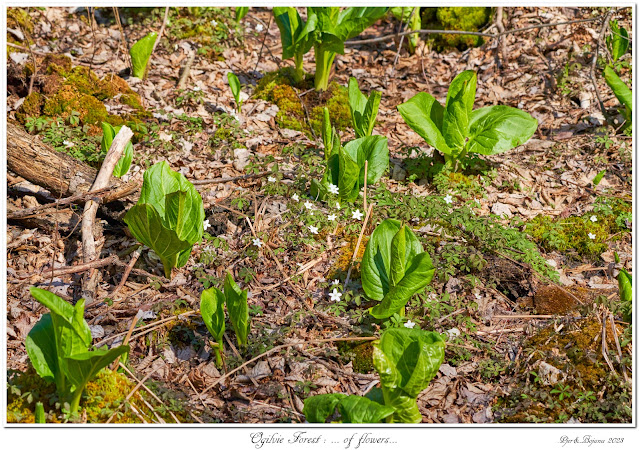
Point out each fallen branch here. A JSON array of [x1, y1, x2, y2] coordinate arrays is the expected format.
[[191, 170, 271, 186], [81, 126, 133, 302]]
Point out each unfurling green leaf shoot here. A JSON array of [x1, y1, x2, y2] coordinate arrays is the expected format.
[[130, 32, 158, 79], [348, 77, 382, 138], [224, 272, 249, 348], [604, 65, 632, 122], [273, 7, 315, 80], [101, 122, 134, 178], [361, 219, 435, 318], [607, 20, 629, 62], [227, 72, 243, 113], [25, 287, 129, 415], [124, 161, 204, 278], [398, 70, 538, 169], [200, 287, 226, 367], [235, 7, 249, 21]]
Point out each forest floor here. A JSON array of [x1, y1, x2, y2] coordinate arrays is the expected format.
[[5, 6, 633, 424]]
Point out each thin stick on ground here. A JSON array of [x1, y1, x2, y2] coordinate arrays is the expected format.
[[107, 248, 142, 300], [111, 310, 144, 370], [112, 7, 133, 73], [390, 7, 417, 78], [150, 7, 170, 61], [106, 367, 158, 424], [177, 52, 196, 89], [589, 10, 614, 122], [344, 203, 374, 288]]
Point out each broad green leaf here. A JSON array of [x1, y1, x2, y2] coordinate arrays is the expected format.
[[130, 32, 157, 79], [63, 345, 130, 390], [337, 146, 361, 202], [369, 252, 435, 319], [125, 161, 204, 277], [337, 395, 395, 423], [335, 7, 388, 41], [373, 328, 445, 423], [25, 313, 58, 382], [35, 402, 46, 424], [607, 21, 629, 62], [342, 135, 389, 186], [593, 169, 606, 186], [389, 226, 408, 287], [467, 105, 538, 155], [303, 393, 346, 423], [124, 203, 193, 278], [101, 122, 134, 178], [321, 107, 340, 159], [397, 93, 451, 155], [361, 220, 424, 301], [273, 7, 316, 64], [442, 70, 477, 151], [224, 273, 249, 347], [227, 72, 242, 112], [604, 65, 632, 113], [235, 7, 249, 21], [348, 77, 381, 138], [200, 287, 226, 342]]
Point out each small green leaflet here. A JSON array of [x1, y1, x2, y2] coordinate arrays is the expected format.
[[227, 72, 242, 113], [592, 169, 606, 186], [130, 32, 157, 79], [101, 122, 134, 178]]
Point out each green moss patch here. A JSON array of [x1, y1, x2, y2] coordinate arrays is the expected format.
[[422, 7, 491, 51], [256, 68, 350, 137]]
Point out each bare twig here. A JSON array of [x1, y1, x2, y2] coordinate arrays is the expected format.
[[345, 17, 600, 46], [106, 366, 158, 424], [253, 16, 273, 73], [150, 7, 170, 61], [495, 7, 508, 69], [390, 7, 417, 78], [111, 310, 144, 370], [109, 248, 142, 299], [31, 254, 119, 279], [191, 170, 271, 186], [112, 7, 133, 73], [177, 52, 196, 89]]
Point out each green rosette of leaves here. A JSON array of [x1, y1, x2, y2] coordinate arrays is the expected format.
[[273, 7, 317, 82], [361, 219, 435, 319], [372, 328, 445, 423], [124, 161, 204, 278], [398, 70, 538, 169], [348, 77, 381, 138], [25, 287, 130, 415]]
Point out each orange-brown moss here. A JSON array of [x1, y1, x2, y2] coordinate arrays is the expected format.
[[15, 92, 44, 122]]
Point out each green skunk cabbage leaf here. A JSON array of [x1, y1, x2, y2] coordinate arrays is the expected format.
[[227, 72, 242, 112], [369, 252, 434, 319], [25, 313, 58, 382], [618, 268, 632, 323], [200, 287, 226, 342], [342, 135, 389, 187], [337, 146, 361, 202], [124, 161, 204, 278], [399, 70, 537, 162], [130, 32, 157, 79], [303, 393, 346, 423], [101, 122, 134, 178], [442, 70, 477, 150], [348, 77, 381, 138], [35, 402, 46, 424], [64, 345, 130, 389], [397, 92, 450, 155], [467, 106, 538, 156], [224, 273, 249, 347], [373, 328, 445, 423], [235, 7, 249, 21], [335, 7, 388, 41], [273, 7, 316, 61], [604, 65, 632, 114], [361, 219, 424, 301], [607, 21, 629, 62], [337, 395, 395, 423]]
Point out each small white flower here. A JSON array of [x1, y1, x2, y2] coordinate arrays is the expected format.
[[252, 238, 263, 248], [328, 183, 339, 195], [327, 213, 337, 221], [335, 202, 341, 210], [211, 20, 218, 27], [428, 293, 438, 302], [588, 232, 596, 240], [231, 111, 240, 121], [63, 140, 74, 148], [203, 219, 210, 231], [352, 209, 364, 221], [255, 23, 264, 32], [474, 291, 482, 300], [268, 176, 276, 183], [292, 193, 299, 202], [446, 328, 460, 339], [328, 288, 342, 302], [304, 201, 314, 211], [404, 320, 416, 329], [332, 279, 339, 286], [444, 194, 453, 205], [193, 86, 201, 92], [308, 225, 319, 234], [590, 215, 597, 223]]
